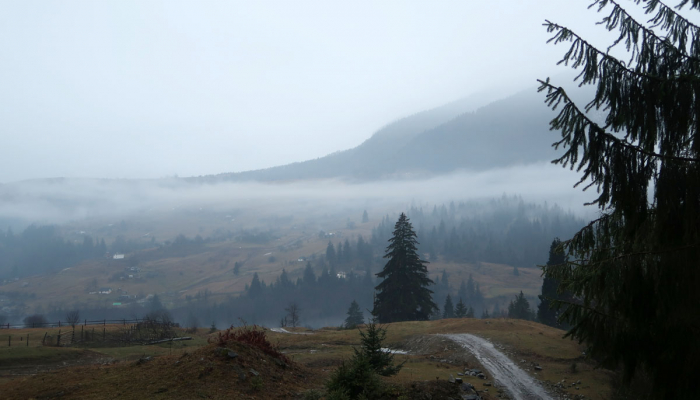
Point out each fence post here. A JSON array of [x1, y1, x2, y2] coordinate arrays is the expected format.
[[43, 332, 47, 345], [58, 321, 61, 328], [57, 329, 61, 346], [103, 319, 106, 326]]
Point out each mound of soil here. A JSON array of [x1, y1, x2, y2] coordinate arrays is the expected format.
[[0, 341, 312, 399]]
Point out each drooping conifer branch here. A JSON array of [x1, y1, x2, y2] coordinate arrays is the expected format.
[[591, 0, 700, 62], [539, 79, 699, 162], [544, 19, 700, 150]]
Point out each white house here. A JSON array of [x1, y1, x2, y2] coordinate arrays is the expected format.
[[113, 254, 125, 260]]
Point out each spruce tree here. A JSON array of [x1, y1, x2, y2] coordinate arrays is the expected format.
[[539, 1, 700, 396], [481, 308, 490, 319], [465, 306, 474, 319], [537, 238, 567, 327], [362, 210, 369, 223], [373, 213, 437, 322], [353, 317, 403, 376], [325, 241, 337, 266], [248, 272, 263, 298], [454, 297, 467, 318], [302, 262, 316, 286], [442, 294, 455, 319], [507, 291, 532, 321], [344, 300, 365, 329]]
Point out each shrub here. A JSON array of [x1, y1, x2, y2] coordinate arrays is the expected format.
[[325, 353, 384, 400], [208, 323, 289, 364], [23, 314, 48, 328], [354, 317, 403, 376]]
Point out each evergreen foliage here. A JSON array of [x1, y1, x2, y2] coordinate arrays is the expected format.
[[507, 291, 533, 320], [353, 317, 404, 377], [442, 294, 455, 319], [373, 213, 437, 323], [248, 273, 263, 298], [325, 353, 384, 400], [454, 298, 467, 318], [326, 241, 337, 266], [539, 1, 700, 396], [537, 238, 568, 327], [465, 306, 475, 319], [362, 210, 369, 223], [481, 308, 490, 319], [0, 225, 107, 279], [344, 300, 364, 329], [372, 197, 584, 268]]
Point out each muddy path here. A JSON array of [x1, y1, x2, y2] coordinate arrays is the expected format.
[[440, 333, 554, 400]]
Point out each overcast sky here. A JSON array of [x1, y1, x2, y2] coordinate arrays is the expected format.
[[0, 0, 628, 183]]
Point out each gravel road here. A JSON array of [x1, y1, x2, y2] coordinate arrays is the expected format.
[[440, 333, 554, 400]]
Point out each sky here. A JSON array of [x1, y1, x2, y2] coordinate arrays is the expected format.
[[0, 0, 630, 183]]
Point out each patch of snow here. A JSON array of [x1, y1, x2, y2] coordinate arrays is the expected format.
[[270, 327, 312, 335], [381, 347, 409, 355]]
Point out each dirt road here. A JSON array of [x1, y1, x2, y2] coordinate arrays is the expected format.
[[440, 333, 554, 400]]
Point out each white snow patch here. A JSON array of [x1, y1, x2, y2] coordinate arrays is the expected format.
[[381, 347, 409, 355], [270, 327, 312, 335]]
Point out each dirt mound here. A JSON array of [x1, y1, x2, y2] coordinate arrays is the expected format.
[[0, 341, 312, 399]]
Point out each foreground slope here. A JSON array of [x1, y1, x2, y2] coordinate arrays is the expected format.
[[0, 319, 612, 399]]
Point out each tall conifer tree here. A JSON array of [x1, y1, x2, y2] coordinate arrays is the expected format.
[[373, 213, 437, 322], [539, 2, 700, 395], [344, 300, 365, 329], [442, 294, 455, 319], [454, 297, 467, 318], [537, 238, 568, 327]]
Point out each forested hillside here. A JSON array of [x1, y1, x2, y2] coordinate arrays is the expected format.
[[192, 87, 559, 182]]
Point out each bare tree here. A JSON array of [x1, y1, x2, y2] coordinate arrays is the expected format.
[[66, 310, 80, 328], [284, 302, 301, 328]]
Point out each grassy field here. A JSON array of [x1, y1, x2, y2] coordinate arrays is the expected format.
[[270, 318, 612, 399], [0, 318, 613, 399]]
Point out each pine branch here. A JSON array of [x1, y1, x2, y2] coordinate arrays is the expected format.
[[590, 0, 700, 62], [678, 0, 700, 10], [544, 20, 672, 84], [646, 0, 700, 32], [538, 79, 700, 163], [564, 242, 700, 266]]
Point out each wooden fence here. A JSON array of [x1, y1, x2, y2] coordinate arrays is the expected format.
[[0, 318, 146, 330], [4, 319, 189, 348]]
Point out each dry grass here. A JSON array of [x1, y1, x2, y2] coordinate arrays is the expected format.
[[270, 318, 613, 399], [0, 319, 614, 399]]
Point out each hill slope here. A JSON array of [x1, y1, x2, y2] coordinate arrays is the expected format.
[[198, 87, 559, 182]]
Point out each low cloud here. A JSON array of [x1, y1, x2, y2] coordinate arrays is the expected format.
[[0, 162, 598, 229]]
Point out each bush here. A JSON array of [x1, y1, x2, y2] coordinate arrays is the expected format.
[[354, 318, 403, 377], [208, 323, 289, 364], [326, 353, 384, 400], [23, 314, 48, 328]]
